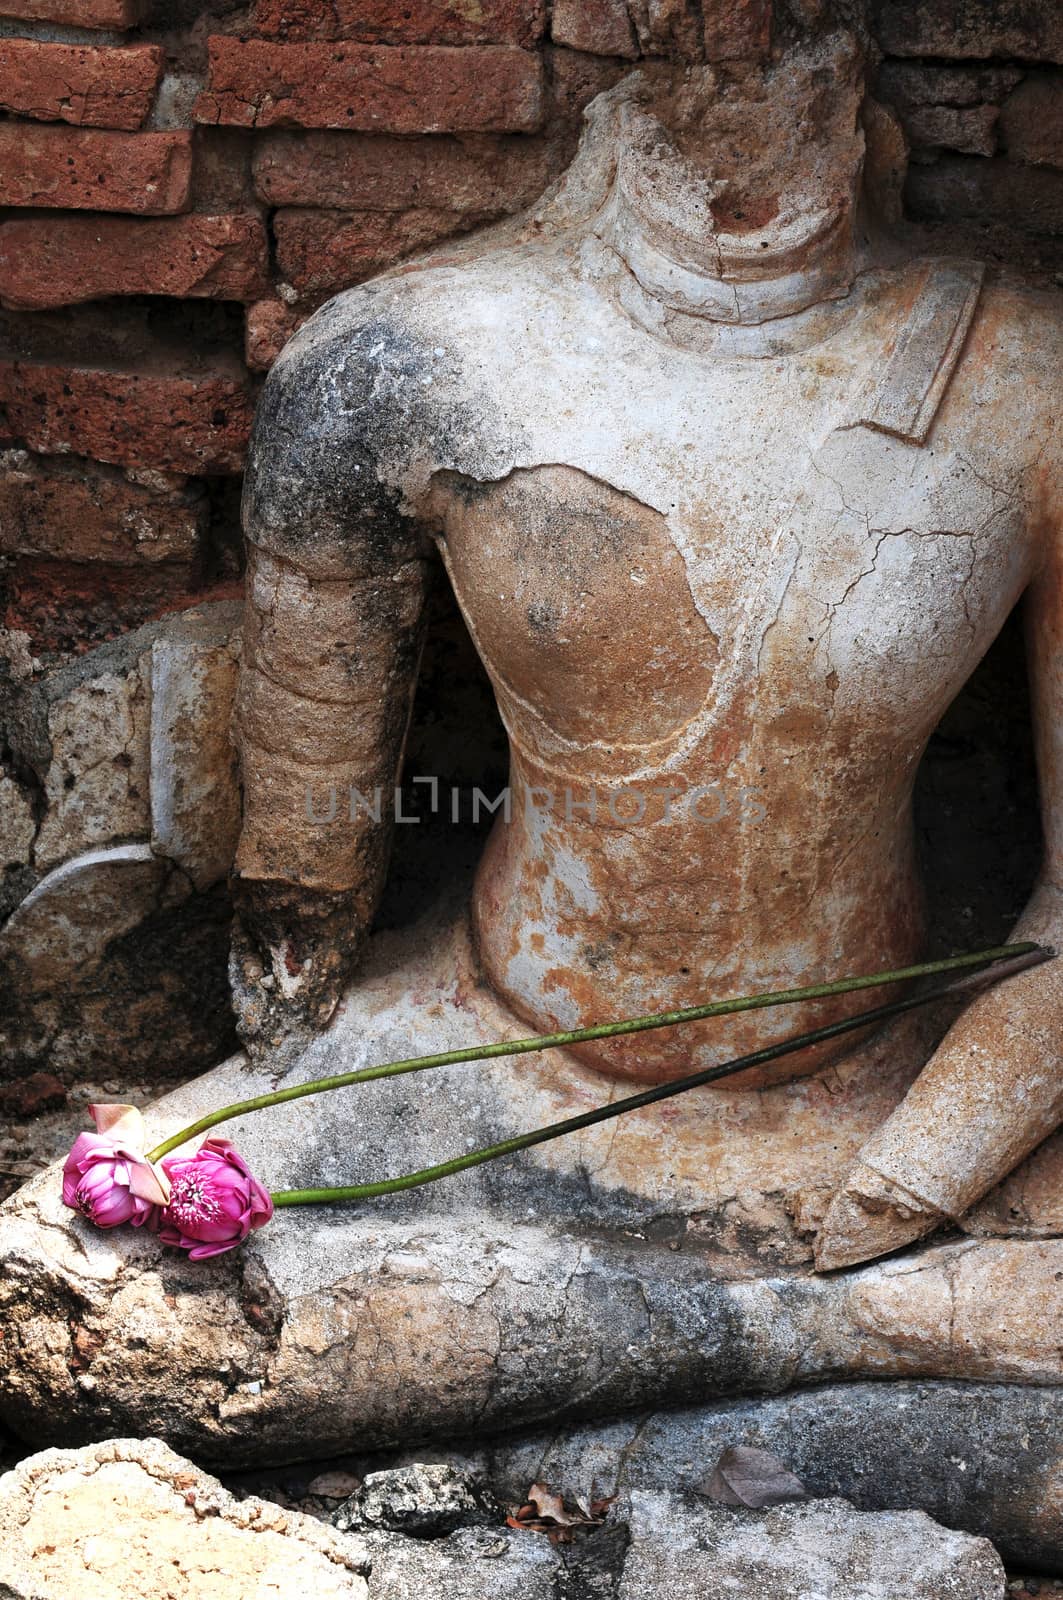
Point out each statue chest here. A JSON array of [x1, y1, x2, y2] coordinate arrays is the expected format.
[[434, 397, 1032, 763]]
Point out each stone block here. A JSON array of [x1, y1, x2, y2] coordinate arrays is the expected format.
[[0, 40, 162, 129], [30, 660, 149, 871], [0, 0, 141, 22], [194, 38, 544, 133], [0, 124, 192, 213], [618, 1491, 1005, 1598]]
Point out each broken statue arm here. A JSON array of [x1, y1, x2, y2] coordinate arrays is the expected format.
[[230, 300, 433, 1057], [817, 455, 1063, 1270]]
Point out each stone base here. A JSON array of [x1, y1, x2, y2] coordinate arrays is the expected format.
[[1, 895, 1062, 1496], [0, 1437, 1006, 1600]]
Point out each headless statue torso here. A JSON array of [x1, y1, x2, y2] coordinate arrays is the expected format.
[[234, 35, 1063, 1268]]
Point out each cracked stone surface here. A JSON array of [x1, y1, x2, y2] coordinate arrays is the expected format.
[[0, 1437, 1006, 1600]]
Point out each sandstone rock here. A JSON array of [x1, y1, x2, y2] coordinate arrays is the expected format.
[[618, 1491, 1005, 1599], [0, 1437, 370, 1600], [334, 1463, 500, 1539]]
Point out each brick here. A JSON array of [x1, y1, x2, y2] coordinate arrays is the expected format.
[[4, 558, 216, 656], [906, 155, 1063, 233], [0, 125, 192, 214], [253, 129, 560, 213], [0, 450, 204, 564], [703, 0, 772, 61], [0, 214, 270, 311], [1000, 73, 1063, 169], [249, 0, 544, 45], [194, 38, 544, 133], [0, 358, 254, 474], [245, 298, 307, 370], [548, 47, 627, 124], [0, 0, 142, 25], [274, 206, 486, 298], [876, 62, 1023, 109], [0, 41, 162, 130], [873, 0, 1063, 62], [552, 0, 638, 58], [898, 104, 999, 157]]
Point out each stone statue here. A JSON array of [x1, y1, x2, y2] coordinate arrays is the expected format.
[[5, 20, 1063, 1543], [232, 25, 1063, 1272]]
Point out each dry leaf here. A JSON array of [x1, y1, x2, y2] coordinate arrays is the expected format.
[[507, 1482, 614, 1542], [700, 1445, 810, 1509]]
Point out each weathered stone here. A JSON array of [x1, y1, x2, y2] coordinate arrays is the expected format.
[[703, 0, 772, 61], [0, 40, 162, 130], [0, 0, 142, 22], [149, 606, 241, 891], [0, 774, 35, 869], [0, 1070, 66, 1118], [0, 356, 254, 475], [876, 62, 1024, 109], [897, 104, 999, 157], [617, 1491, 1005, 1598], [334, 1463, 500, 1538], [1000, 73, 1063, 169], [245, 296, 307, 370], [33, 661, 151, 871], [0, 1437, 371, 1600], [0, 844, 183, 1000], [248, 0, 545, 45]]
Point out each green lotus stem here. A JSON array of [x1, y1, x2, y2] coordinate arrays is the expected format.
[[145, 941, 1043, 1165], [273, 943, 1051, 1206]]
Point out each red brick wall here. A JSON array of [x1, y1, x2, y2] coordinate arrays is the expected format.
[[0, 0, 1060, 665]]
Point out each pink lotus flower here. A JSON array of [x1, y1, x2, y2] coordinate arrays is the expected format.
[[62, 1104, 171, 1229], [156, 1138, 273, 1260]]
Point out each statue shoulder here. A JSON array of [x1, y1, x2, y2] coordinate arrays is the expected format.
[[245, 259, 544, 569]]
